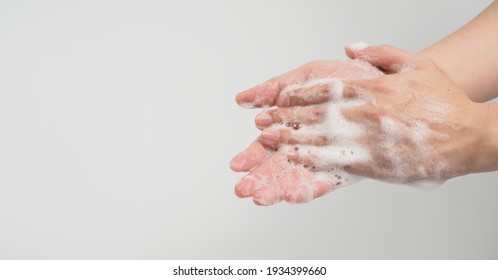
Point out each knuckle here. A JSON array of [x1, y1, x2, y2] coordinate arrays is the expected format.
[[310, 107, 325, 121], [288, 95, 303, 106], [279, 129, 292, 141], [314, 137, 327, 146], [319, 84, 332, 97], [371, 106, 388, 119], [342, 86, 357, 99], [373, 79, 395, 93]]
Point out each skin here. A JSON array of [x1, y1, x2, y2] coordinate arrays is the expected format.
[[231, 1, 498, 205], [259, 47, 494, 183], [418, 1, 498, 103], [230, 60, 383, 205]]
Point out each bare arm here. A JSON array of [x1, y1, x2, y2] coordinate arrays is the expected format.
[[420, 1, 498, 102]]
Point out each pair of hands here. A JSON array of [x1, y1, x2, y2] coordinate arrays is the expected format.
[[230, 44, 488, 206]]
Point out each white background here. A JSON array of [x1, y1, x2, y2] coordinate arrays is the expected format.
[[0, 0, 496, 259]]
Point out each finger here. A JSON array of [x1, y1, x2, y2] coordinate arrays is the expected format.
[[280, 169, 337, 203], [234, 151, 290, 198], [255, 106, 326, 130], [275, 78, 344, 107], [255, 109, 277, 130], [251, 156, 308, 205], [234, 177, 257, 198], [342, 85, 359, 99], [285, 149, 332, 172], [281, 168, 363, 203], [345, 43, 419, 73], [235, 64, 314, 109], [273, 106, 327, 125], [344, 42, 370, 60], [344, 163, 388, 181], [260, 128, 328, 147], [284, 149, 320, 170], [230, 140, 270, 172], [252, 181, 285, 206], [343, 75, 411, 99], [236, 148, 358, 205], [285, 145, 371, 172], [276, 79, 369, 103], [340, 100, 383, 124], [235, 59, 386, 108], [284, 179, 334, 203]]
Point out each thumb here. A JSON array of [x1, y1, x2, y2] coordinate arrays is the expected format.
[[345, 43, 417, 73]]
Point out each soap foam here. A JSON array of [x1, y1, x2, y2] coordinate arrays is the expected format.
[[276, 78, 448, 189], [271, 78, 371, 190], [391, 64, 414, 73]]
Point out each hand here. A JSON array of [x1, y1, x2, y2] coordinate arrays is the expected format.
[[230, 60, 384, 205], [259, 44, 490, 185]]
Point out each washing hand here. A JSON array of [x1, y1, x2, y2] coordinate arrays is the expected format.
[[230, 60, 383, 205], [261, 45, 491, 186]]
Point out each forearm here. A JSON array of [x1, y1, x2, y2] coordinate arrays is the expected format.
[[419, 1, 498, 102]]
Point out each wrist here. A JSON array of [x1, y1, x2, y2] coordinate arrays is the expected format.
[[419, 49, 478, 101], [472, 103, 498, 174]]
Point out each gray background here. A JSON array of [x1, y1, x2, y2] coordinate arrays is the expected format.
[[0, 0, 496, 259]]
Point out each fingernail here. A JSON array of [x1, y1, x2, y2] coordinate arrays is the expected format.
[[255, 112, 273, 126], [261, 128, 279, 142], [347, 42, 370, 52]]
